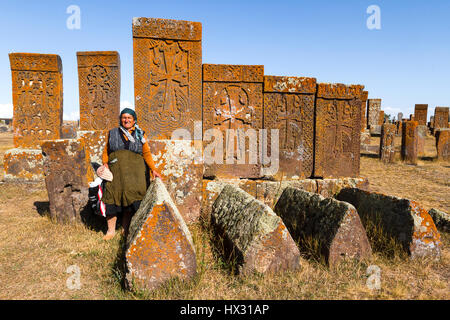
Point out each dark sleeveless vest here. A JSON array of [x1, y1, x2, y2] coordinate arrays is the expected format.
[[108, 127, 143, 155]]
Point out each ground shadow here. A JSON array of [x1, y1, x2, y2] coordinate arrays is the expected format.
[[34, 201, 50, 218], [360, 153, 379, 159]]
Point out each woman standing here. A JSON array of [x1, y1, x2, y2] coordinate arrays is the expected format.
[[100, 108, 161, 240]]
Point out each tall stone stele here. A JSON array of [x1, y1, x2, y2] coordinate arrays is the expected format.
[[133, 17, 202, 140], [203, 64, 264, 179], [77, 51, 121, 131], [414, 104, 428, 126], [401, 120, 419, 165], [314, 83, 363, 178], [379, 123, 396, 163], [435, 129, 449, 161], [263, 75, 316, 179], [367, 98, 381, 129], [433, 107, 449, 131], [9, 53, 63, 148]]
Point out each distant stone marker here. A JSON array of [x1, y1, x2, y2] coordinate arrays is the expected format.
[[203, 64, 264, 179], [263, 75, 316, 179], [9, 53, 63, 148], [314, 83, 363, 178], [435, 129, 449, 161], [133, 17, 202, 139], [41, 139, 89, 224], [77, 51, 120, 131], [274, 187, 372, 266], [414, 104, 428, 126], [433, 107, 449, 130], [367, 99, 381, 129], [211, 184, 300, 274], [401, 121, 419, 165], [360, 91, 368, 131], [125, 178, 197, 291], [336, 188, 442, 259], [380, 123, 396, 163]]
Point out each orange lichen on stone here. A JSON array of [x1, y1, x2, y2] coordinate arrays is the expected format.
[[77, 51, 120, 131], [125, 178, 196, 292], [3, 148, 44, 181], [414, 104, 428, 126], [435, 129, 449, 161], [77, 130, 108, 182], [9, 53, 63, 148], [401, 121, 419, 164]]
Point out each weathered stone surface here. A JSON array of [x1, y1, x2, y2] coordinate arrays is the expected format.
[[428, 208, 450, 233], [133, 17, 202, 139], [369, 125, 381, 135], [315, 177, 369, 198], [125, 178, 196, 291], [41, 139, 89, 224], [360, 130, 371, 145], [274, 187, 372, 265], [201, 179, 257, 221], [212, 184, 300, 274], [9, 53, 63, 148], [360, 91, 368, 131], [61, 121, 78, 139], [336, 188, 442, 259], [256, 179, 317, 209], [77, 51, 120, 131], [3, 148, 44, 181], [433, 107, 449, 130], [378, 110, 385, 125], [380, 123, 396, 163], [414, 104, 428, 126], [203, 64, 264, 179], [401, 121, 418, 165], [367, 99, 381, 129], [360, 144, 379, 154], [263, 75, 316, 179], [149, 139, 203, 224], [396, 120, 403, 136], [417, 125, 427, 156], [397, 112, 403, 122], [314, 83, 363, 178], [435, 129, 450, 161], [77, 130, 108, 182]]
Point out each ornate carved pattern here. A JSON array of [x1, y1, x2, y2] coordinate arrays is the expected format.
[[133, 19, 202, 140], [367, 99, 381, 128], [434, 107, 449, 129], [10, 56, 63, 148], [77, 52, 120, 131], [414, 104, 428, 126]]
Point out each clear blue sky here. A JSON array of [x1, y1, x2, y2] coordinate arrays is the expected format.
[[1, 0, 449, 121]]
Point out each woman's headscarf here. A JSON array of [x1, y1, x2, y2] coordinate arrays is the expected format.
[[119, 108, 145, 143]]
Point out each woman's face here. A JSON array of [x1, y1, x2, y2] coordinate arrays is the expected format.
[[121, 113, 135, 130]]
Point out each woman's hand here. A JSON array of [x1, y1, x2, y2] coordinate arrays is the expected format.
[[152, 170, 162, 179]]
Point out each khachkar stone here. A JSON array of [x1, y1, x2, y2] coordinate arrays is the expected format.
[[314, 83, 363, 178], [417, 125, 427, 156], [203, 64, 264, 179], [274, 187, 372, 266], [77, 130, 108, 182], [414, 104, 428, 126], [125, 178, 196, 291], [336, 188, 442, 259], [367, 99, 381, 129], [133, 17, 202, 139], [379, 123, 396, 163], [212, 184, 300, 274], [3, 149, 44, 181], [435, 129, 450, 161], [77, 51, 120, 131], [9, 53, 63, 148], [263, 76, 316, 179], [401, 121, 418, 165], [41, 139, 89, 224], [360, 91, 368, 131], [433, 107, 449, 130]]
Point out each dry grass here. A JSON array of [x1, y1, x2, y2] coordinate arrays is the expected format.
[[0, 131, 448, 300]]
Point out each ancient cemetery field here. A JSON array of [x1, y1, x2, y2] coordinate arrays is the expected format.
[[0, 131, 448, 300]]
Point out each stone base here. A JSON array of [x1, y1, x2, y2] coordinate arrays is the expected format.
[[3, 148, 44, 181], [149, 139, 203, 224]]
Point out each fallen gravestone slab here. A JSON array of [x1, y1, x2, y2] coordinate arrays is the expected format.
[[125, 178, 197, 292], [274, 187, 372, 266], [211, 184, 300, 275], [429, 208, 450, 233], [336, 188, 442, 259]]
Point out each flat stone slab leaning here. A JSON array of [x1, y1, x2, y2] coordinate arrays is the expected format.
[[274, 187, 372, 266], [336, 188, 442, 259], [211, 184, 300, 275], [125, 178, 197, 292]]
